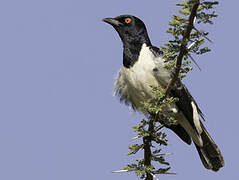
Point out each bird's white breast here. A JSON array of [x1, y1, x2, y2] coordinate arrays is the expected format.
[[115, 43, 169, 109], [123, 44, 159, 91]]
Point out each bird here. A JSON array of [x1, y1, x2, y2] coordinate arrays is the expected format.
[[102, 14, 224, 171]]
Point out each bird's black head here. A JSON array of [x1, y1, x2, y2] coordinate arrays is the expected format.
[[103, 15, 152, 68], [103, 15, 151, 46]]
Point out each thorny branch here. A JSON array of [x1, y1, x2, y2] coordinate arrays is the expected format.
[[165, 0, 200, 97], [144, 1, 200, 180]]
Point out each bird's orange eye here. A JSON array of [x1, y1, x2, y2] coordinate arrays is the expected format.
[[125, 17, 132, 24]]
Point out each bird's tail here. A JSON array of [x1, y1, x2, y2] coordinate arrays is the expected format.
[[194, 122, 224, 171]]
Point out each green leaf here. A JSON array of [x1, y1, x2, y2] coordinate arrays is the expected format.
[[128, 144, 144, 155]]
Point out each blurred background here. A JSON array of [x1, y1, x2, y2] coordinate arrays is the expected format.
[[0, 0, 237, 179]]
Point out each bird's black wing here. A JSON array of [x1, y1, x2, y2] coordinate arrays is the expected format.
[[171, 80, 205, 126]]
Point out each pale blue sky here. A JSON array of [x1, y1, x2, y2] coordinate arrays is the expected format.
[[0, 0, 237, 179]]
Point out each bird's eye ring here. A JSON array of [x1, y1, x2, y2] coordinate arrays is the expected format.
[[125, 17, 132, 24]]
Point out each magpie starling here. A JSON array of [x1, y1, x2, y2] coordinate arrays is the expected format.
[[103, 14, 224, 171]]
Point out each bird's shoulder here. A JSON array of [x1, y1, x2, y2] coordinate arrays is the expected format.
[[144, 45, 172, 87], [148, 45, 164, 57]]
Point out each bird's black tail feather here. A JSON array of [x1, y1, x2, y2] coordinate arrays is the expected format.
[[194, 122, 224, 171]]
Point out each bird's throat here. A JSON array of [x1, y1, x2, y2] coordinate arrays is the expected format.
[[123, 42, 142, 68], [122, 33, 151, 68]]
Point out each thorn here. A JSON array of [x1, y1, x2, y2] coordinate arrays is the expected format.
[[193, 16, 196, 25], [193, 27, 213, 43], [188, 53, 202, 71], [150, 173, 159, 180], [188, 41, 196, 49], [153, 153, 173, 156], [164, 172, 177, 175], [131, 136, 141, 141], [153, 171, 177, 175], [112, 169, 129, 173], [155, 124, 165, 132]]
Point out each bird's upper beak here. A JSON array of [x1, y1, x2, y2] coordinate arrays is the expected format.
[[102, 17, 122, 26]]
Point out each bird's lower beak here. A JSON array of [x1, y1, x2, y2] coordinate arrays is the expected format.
[[102, 17, 122, 26]]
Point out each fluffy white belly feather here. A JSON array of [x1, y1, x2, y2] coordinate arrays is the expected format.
[[115, 43, 174, 110]]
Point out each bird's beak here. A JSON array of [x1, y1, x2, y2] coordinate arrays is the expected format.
[[102, 17, 122, 26]]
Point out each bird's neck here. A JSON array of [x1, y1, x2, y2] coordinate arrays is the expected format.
[[122, 36, 151, 68]]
